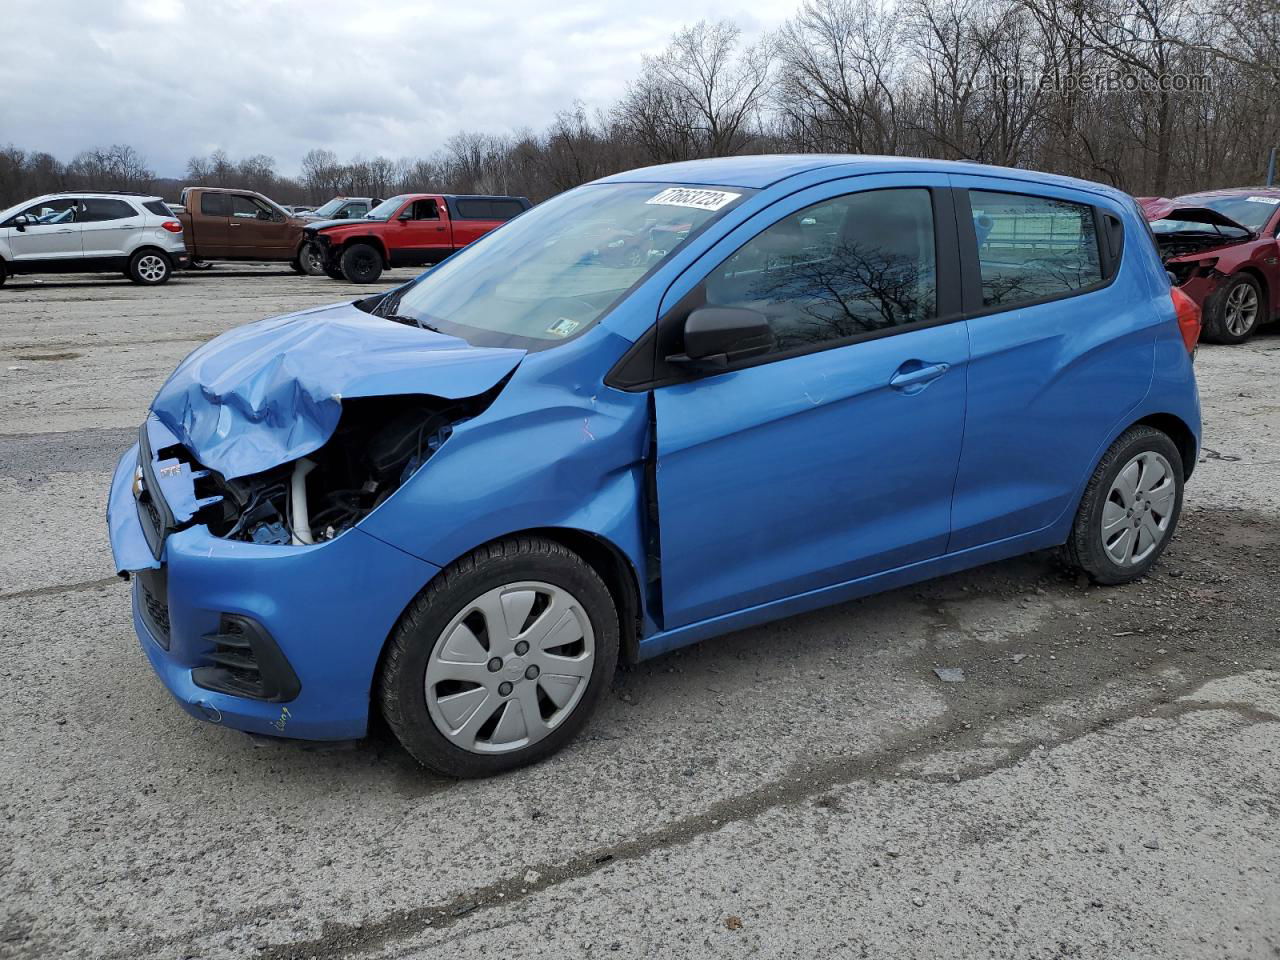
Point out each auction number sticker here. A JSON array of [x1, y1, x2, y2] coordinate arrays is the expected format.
[[647, 187, 742, 211], [1245, 196, 1280, 205]]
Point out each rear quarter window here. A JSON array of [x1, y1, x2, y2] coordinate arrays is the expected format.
[[200, 193, 231, 217], [454, 199, 492, 219], [81, 198, 138, 222], [489, 199, 526, 221], [969, 190, 1103, 308], [143, 200, 171, 217]]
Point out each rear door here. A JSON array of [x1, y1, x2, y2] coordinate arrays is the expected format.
[[194, 192, 232, 256], [80, 198, 143, 259], [5, 197, 83, 263], [227, 194, 293, 257], [947, 175, 1155, 551], [650, 175, 969, 628], [448, 198, 502, 247]]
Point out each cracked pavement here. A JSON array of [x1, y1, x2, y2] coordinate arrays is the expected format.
[[1, 267, 1278, 958]]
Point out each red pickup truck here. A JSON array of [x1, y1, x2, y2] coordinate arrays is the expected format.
[[303, 193, 532, 282]]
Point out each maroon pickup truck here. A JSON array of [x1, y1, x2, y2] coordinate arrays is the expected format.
[[175, 187, 309, 270], [302, 193, 531, 282]]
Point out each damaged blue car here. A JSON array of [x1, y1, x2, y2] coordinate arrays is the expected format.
[[108, 156, 1201, 777]]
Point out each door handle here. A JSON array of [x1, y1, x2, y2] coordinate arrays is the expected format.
[[229, 222, 241, 228], [889, 361, 950, 392], [56, 229, 75, 234], [435, 226, 445, 231]]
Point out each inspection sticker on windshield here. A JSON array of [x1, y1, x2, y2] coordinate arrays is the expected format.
[[546, 317, 581, 338], [1245, 196, 1280, 205], [646, 187, 741, 211]]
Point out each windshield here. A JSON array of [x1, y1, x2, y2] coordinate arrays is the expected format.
[[1181, 195, 1279, 233], [388, 182, 751, 348], [310, 198, 347, 218], [366, 195, 411, 220]]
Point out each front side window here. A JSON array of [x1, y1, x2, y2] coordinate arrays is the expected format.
[[700, 188, 938, 354], [970, 190, 1102, 308], [81, 198, 136, 222], [230, 195, 274, 220], [15, 198, 78, 224], [389, 182, 751, 348], [407, 199, 439, 220]]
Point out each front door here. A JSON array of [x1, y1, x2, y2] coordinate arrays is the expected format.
[[652, 179, 969, 628], [6, 197, 83, 263], [227, 194, 292, 257], [390, 197, 451, 265]]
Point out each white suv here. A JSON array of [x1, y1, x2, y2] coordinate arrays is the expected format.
[[0, 192, 188, 287]]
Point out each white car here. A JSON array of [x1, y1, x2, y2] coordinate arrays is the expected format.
[[0, 192, 188, 286]]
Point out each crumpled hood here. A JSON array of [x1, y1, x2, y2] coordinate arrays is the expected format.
[[150, 301, 524, 479], [1137, 197, 1252, 234], [304, 218, 381, 233]]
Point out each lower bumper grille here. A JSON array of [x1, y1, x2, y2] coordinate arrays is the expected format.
[[192, 614, 301, 703]]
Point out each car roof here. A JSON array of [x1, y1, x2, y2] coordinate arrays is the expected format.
[[596, 154, 1127, 198], [21, 192, 164, 202]]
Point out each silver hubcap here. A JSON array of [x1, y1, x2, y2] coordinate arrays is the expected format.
[[137, 255, 166, 282], [1102, 451, 1176, 566], [1224, 283, 1258, 337], [425, 581, 595, 754]]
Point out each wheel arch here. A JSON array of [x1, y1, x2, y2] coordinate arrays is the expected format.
[[1135, 412, 1198, 480], [129, 243, 175, 263], [338, 235, 390, 267], [367, 524, 643, 733]]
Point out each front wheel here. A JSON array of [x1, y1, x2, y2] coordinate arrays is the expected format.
[[127, 250, 172, 285], [1062, 425, 1184, 585], [379, 537, 619, 778], [299, 242, 326, 276], [1203, 274, 1263, 344], [339, 242, 383, 283]]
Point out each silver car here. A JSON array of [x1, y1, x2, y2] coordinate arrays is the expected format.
[[0, 192, 188, 287]]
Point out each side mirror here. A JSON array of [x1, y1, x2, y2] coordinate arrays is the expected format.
[[667, 306, 775, 371], [398, 210, 413, 221], [13, 214, 30, 231]]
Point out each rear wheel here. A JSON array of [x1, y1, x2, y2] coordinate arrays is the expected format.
[[1202, 274, 1263, 344], [339, 242, 383, 283], [127, 249, 172, 285], [0, 259, 6, 287], [1062, 425, 1183, 585], [379, 537, 619, 778]]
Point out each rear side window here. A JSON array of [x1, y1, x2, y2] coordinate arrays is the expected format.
[[489, 199, 526, 221], [700, 187, 938, 355], [969, 190, 1102, 307], [143, 200, 171, 216], [455, 199, 493, 219], [81, 198, 137, 222], [200, 193, 231, 217]]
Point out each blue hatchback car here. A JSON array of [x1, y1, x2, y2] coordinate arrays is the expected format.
[[108, 155, 1201, 777]]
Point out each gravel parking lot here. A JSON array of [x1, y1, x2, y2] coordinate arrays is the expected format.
[[2, 266, 1278, 959]]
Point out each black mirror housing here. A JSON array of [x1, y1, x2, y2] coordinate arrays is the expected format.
[[668, 306, 774, 371]]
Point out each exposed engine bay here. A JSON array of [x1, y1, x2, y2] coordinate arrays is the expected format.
[[187, 394, 486, 546], [1153, 232, 1249, 261]]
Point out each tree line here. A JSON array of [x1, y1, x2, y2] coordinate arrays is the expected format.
[[1, 0, 1275, 210]]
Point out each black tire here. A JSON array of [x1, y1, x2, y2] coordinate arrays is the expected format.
[[1062, 425, 1184, 585], [0, 258, 6, 287], [340, 242, 383, 283], [299, 242, 326, 276], [379, 537, 619, 778], [127, 249, 172, 285], [1201, 274, 1264, 344], [324, 265, 345, 281], [288, 257, 306, 274]]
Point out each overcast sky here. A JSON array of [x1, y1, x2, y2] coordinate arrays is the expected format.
[[1, 0, 796, 177]]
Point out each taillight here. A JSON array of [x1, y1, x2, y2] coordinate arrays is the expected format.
[[1171, 286, 1201, 355], [161, 220, 183, 233]]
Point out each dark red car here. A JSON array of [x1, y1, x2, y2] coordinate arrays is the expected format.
[[303, 193, 531, 283], [1139, 188, 1280, 343]]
